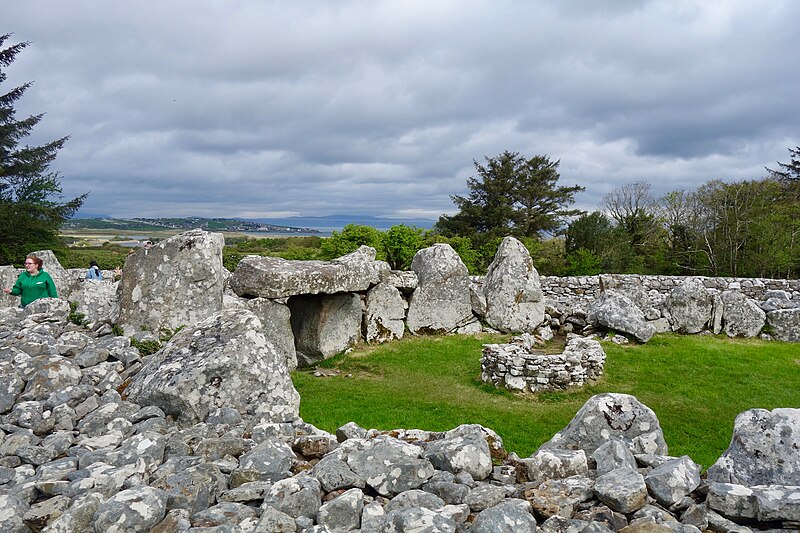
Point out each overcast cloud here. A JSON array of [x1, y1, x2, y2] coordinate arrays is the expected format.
[[4, 0, 799, 222]]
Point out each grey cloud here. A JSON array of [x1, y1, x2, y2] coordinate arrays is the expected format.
[[4, 0, 800, 221]]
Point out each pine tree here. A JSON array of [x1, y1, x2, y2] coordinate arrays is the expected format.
[[0, 33, 85, 265]]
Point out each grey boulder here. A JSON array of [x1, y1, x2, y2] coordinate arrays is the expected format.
[[540, 393, 668, 456], [483, 236, 545, 333], [665, 278, 713, 334], [125, 309, 300, 424], [707, 407, 800, 485], [587, 291, 655, 343]]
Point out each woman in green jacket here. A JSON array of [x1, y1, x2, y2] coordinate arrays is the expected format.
[[2, 254, 58, 307]]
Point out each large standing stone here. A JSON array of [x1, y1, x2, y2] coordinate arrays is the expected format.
[[665, 278, 713, 334], [706, 407, 800, 485], [0, 265, 22, 308], [483, 236, 545, 333], [289, 293, 362, 367], [30, 249, 74, 300], [364, 282, 406, 343], [230, 246, 384, 298], [125, 309, 300, 424], [714, 291, 766, 338], [766, 308, 800, 342], [117, 229, 225, 334], [586, 291, 656, 343], [69, 279, 120, 325], [406, 244, 473, 334], [540, 393, 668, 455], [246, 297, 297, 372]]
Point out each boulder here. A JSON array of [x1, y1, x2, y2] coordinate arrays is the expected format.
[[346, 435, 435, 497], [422, 431, 493, 481], [599, 274, 650, 311], [483, 236, 545, 333], [766, 308, 800, 342], [246, 297, 297, 372], [29, 249, 75, 300], [540, 393, 668, 455], [406, 244, 473, 334], [665, 278, 713, 334], [471, 499, 537, 533], [117, 229, 225, 334], [0, 265, 21, 308], [92, 486, 168, 532], [586, 291, 655, 343], [125, 308, 300, 424], [289, 293, 363, 367], [364, 281, 406, 343], [644, 456, 701, 507], [521, 448, 588, 484], [714, 291, 766, 338], [230, 245, 385, 298], [68, 279, 120, 325], [594, 467, 648, 514], [706, 407, 800, 485]]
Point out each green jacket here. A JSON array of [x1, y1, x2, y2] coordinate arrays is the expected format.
[[10, 270, 58, 307]]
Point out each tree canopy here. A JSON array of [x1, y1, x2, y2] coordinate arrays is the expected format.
[[0, 34, 85, 265], [435, 150, 585, 244]]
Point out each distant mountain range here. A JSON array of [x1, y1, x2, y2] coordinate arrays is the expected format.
[[62, 215, 437, 233], [250, 214, 436, 230], [62, 217, 320, 234]]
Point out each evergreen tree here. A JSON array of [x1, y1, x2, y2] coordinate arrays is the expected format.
[[0, 34, 85, 265], [435, 151, 584, 247]]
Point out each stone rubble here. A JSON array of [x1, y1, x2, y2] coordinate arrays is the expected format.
[[0, 230, 798, 530]]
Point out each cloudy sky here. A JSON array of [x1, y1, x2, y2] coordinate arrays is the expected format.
[[4, 1, 799, 223]]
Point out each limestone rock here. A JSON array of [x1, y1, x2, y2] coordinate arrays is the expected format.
[[540, 393, 668, 455], [117, 229, 225, 334], [483, 236, 545, 333], [364, 282, 406, 343], [230, 245, 384, 298], [246, 297, 297, 372], [707, 407, 800, 485], [521, 448, 588, 484], [594, 467, 648, 514], [644, 456, 701, 507], [406, 244, 473, 334], [69, 279, 120, 325], [29, 249, 74, 300], [587, 291, 656, 343], [92, 486, 168, 532], [766, 308, 800, 342], [317, 487, 363, 531], [289, 293, 362, 367], [346, 435, 435, 497], [665, 278, 713, 334], [125, 309, 300, 424], [422, 431, 493, 481], [471, 499, 538, 533], [715, 291, 766, 338]]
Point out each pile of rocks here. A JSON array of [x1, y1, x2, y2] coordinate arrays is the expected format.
[[1, 298, 798, 531], [481, 334, 606, 393]]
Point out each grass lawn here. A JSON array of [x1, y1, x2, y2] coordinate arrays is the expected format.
[[292, 333, 800, 468]]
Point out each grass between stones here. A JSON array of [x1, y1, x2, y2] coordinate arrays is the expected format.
[[292, 333, 800, 468]]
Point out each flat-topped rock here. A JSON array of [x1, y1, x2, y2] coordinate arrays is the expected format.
[[229, 245, 386, 298]]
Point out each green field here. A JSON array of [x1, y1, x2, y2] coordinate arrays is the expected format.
[[293, 333, 800, 468]]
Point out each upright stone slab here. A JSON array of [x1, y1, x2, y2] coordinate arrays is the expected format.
[[364, 282, 406, 343], [230, 246, 384, 298], [707, 407, 800, 486], [246, 297, 297, 372], [289, 293, 363, 367], [716, 290, 766, 338], [125, 308, 300, 424], [0, 265, 21, 308], [539, 393, 668, 455], [30, 249, 74, 300], [665, 278, 713, 334], [117, 229, 225, 334], [406, 244, 472, 334], [483, 236, 545, 333], [69, 280, 120, 325]]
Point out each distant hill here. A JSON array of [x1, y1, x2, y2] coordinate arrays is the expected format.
[[251, 214, 436, 231], [61, 217, 320, 234]]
